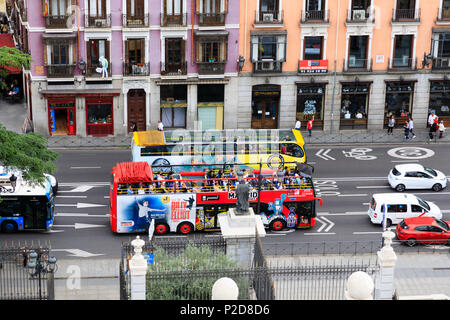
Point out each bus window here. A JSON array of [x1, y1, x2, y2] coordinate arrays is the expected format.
[[0, 199, 20, 217], [287, 144, 304, 158], [284, 201, 315, 219]]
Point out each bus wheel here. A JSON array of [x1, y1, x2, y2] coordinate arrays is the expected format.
[[177, 222, 194, 235], [155, 223, 169, 235], [269, 219, 286, 232], [1, 221, 17, 233]]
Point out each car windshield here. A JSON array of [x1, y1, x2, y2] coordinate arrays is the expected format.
[[423, 167, 437, 177], [416, 197, 430, 211], [435, 218, 449, 231]]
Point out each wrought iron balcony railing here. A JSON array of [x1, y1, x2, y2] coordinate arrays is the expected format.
[[301, 9, 329, 23], [346, 8, 374, 23], [343, 58, 372, 72], [254, 10, 283, 24], [432, 57, 450, 70], [161, 61, 187, 76], [46, 64, 76, 78], [45, 15, 71, 29], [392, 8, 420, 22], [85, 14, 111, 28], [197, 12, 227, 26], [161, 12, 187, 27], [122, 14, 149, 27], [196, 61, 226, 75], [388, 57, 417, 71], [123, 62, 150, 76]]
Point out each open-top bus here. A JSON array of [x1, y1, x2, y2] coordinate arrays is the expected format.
[[131, 129, 306, 172], [0, 169, 55, 232], [109, 161, 322, 234]]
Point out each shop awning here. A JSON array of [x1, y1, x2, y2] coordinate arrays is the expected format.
[[0, 34, 22, 75]]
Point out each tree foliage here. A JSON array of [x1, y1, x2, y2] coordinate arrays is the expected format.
[[0, 124, 58, 185], [0, 46, 32, 90]]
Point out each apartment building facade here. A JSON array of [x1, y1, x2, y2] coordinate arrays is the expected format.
[[237, 0, 450, 131], [10, 0, 239, 137]]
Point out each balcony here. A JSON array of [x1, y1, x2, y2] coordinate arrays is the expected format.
[[388, 57, 417, 71], [253, 60, 282, 74], [346, 9, 374, 23], [197, 12, 227, 26], [46, 64, 75, 78], [432, 57, 450, 70], [122, 14, 149, 28], [301, 10, 329, 23], [161, 61, 187, 76], [343, 58, 372, 72], [123, 62, 150, 76], [161, 13, 187, 27], [85, 14, 111, 28], [17, 0, 27, 21], [392, 8, 420, 22], [45, 15, 71, 29], [197, 61, 226, 75], [254, 10, 283, 25], [86, 63, 112, 78]]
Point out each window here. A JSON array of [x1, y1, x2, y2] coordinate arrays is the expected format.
[[86, 39, 110, 76], [352, 0, 371, 10], [411, 205, 423, 213], [428, 226, 444, 233], [348, 36, 368, 68], [405, 172, 418, 177], [384, 81, 415, 126], [51, 42, 69, 65], [0, 199, 21, 217], [50, 0, 68, 16], [87, 0, 106, 17], [435, 218, 449, 231], [307, 0, 325, 11], [197, 41, 227, 63], [340, 83, 370, 129], [416, 197, 430, 211], [86, 99, 113, 136], [296, 84, 325, 130], [424, 167, 438, 177], [304, 36, 323, 60], [160, 85, 187, 128], [251, 33, 286, 62], [414, 226, 428, 232], [393, 35, 413, 67], [442, 0, 450, 19], [428, 81, 450, 124], [386, 204, 407, 213], [284, 201, 314, 218], [392, 168, 401, 176]]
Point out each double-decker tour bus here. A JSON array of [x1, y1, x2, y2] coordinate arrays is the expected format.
[[109, 161, 322, 234], [0, 169, 55, 232], [131, 129, 306, 172]]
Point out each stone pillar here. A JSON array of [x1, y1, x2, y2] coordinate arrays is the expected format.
[[375, 229, 397, 300], [211, 277, 239, 300], [345, 271, 374, 300], [217, 207, 266, 268], [129, 236, 148, 300]]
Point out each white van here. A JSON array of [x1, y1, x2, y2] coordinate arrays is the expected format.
[[368, 193, 442, 227]]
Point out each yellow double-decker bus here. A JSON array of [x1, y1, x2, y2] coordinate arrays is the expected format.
[[131, 129, 306, 172]]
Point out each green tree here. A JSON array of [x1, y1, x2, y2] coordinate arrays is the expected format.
[[0, 124, 58, 185], [0, 46, 32, 90]]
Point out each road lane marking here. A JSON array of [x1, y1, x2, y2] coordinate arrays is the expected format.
[[304, 233, 336, 235], [70, 166, 102, 169], [338, 194, 368, 197], [356, 186, 390, 189], [353, 232, 383, 235], [56, 195, 88, 198]]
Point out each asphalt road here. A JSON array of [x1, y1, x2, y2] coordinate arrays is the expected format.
[[1, 143, 449, 259]]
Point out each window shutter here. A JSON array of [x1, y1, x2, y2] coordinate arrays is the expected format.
[[276, 35, 286, 62], [86, 41, 91, 65], [181, 39, 186, 64], [124, 40, 129, 64], [251, 36, 258, 62], [72, 40, 76, 64], [43, 41, 48, 65], [140, 38, 145, 64]]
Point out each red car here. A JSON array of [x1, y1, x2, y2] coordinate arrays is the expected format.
[[396, 216, 450, 247]]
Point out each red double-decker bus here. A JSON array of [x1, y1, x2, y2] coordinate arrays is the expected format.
[[109, 161, 322, 234]]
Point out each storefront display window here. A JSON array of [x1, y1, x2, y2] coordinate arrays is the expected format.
[[340, 83, 370, 129], [384, 81, 414, 128], [429, 81, 450, 127], [160, 85, 187, 128], [296, 84, 325, 130], [86, 99, 113, 136], [48, 99, 76, 136]]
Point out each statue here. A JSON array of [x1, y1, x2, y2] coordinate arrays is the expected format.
[[235, 171, 250, 215]]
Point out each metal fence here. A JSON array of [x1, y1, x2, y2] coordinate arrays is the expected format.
[[0, 246, 53, 300]]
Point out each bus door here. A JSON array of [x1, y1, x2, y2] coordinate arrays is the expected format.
[[29, 198, 47, 230], [284, 201, 314, 228], [198, 205, 228, 231], [21, 199, 35, 230]]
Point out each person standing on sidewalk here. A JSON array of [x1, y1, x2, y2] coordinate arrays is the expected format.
[[387, 115, 395, 135], [294, 119, 301, 131], [429, 118, 438, 142], [403, 120, 410, 141], [307, 116, 314, 137], [439, 120, 445, 139], [157, 120, 164, 131], [408, 117, 416, 139]]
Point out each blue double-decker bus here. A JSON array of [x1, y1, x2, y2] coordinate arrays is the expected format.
[[0, 170, 55, 233]]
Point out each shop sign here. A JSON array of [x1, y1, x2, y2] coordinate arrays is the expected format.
[[298, 60, 328, 73]]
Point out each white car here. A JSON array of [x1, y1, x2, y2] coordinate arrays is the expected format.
[[388, 164, 447, 192]]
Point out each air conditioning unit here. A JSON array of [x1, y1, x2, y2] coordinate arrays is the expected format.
[[352, 10, 366, 20], [95, 19, 107, 27], [263, 13, 274, 22], [261, 59, 274, 71]]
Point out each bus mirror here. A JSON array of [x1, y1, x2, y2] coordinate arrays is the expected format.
[[314, 197, 323, 206]]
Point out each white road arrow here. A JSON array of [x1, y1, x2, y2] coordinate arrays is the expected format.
[[315, 148, 336, 160], [52, 223, 106, 230], [52, 249, 104, 258], [55, 203, 107, 209], [55, 213, 109, 218], [315, 217, 335, 233], [321, 216, 335, 233]]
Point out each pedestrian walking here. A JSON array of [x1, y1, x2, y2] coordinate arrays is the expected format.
[[408, 117, 416, 138], [428, 112, 437, 126], [387, 115, 395, 135], [307, 116, 314, 137], [157, 120, 164, 131], [294, 119, 301, 131], [429, 118, 438, 141], [403, 120, 409, 141], [130, 122, 137, 132], [439, 120, 445, 139]]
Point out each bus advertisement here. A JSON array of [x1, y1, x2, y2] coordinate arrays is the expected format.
[[131, 129, 306, 172], [0, 169, 55, 232], [110, 161, 322, 234]]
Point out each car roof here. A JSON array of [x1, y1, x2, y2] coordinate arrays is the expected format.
[[403, 216, 438, 226], [394, 164, 424, 172], [372, 193, 419, 204]]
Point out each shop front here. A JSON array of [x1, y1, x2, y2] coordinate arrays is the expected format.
[[340, 82, 370, 130], [428, 80, 450, 127], [197, 84, 224, 130], [296, 83, 326, 130], [86, 97, 114, 136], [160, 85, 187, 129], [251, 84, 280, 129], [48, 98, 76, 136], [384, 81, 415, 128]]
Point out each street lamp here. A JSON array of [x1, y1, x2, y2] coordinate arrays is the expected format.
[[238, 56, 245, 72], [27, 250, 57, 300]]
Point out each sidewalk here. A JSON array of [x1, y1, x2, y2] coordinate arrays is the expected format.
[[0, 99, 27, 134], [53, 251, 450, 300]]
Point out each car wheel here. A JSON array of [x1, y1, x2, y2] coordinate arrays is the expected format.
[[432, 183, 442, 192], [395, 184, 406, 192], [406, 238, 417, 247], [269, 218, 286, 232], [1, 221, 17, 233]]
